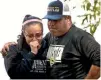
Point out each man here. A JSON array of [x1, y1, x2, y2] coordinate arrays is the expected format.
[[1, 0, 100, 79], [43, 0, 100, 79]]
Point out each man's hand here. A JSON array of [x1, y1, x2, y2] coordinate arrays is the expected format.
[[85, 65, 100, 79], [29, 40, 41, 55], [0, 42, 17, 56]]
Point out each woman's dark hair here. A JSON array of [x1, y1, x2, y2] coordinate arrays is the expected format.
[[17, 14, 43, 51]]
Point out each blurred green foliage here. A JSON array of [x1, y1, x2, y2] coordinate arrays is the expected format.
[[64, 0, 101, 35]]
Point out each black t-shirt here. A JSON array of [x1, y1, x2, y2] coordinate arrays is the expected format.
[[44, 25, 100, 79]]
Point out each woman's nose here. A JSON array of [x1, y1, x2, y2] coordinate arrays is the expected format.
[[32, 36, 37, 41]]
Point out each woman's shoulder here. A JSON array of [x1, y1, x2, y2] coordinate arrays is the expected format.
[[9, 44, 19, 53]]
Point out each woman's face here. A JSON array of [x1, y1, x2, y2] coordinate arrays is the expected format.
[[23, 23, 43, 45]]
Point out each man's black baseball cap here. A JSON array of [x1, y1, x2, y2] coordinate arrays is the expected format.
[[43, 0, 71, 20]]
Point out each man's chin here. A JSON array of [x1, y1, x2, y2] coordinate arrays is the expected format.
[[50, 32, 60, 37]]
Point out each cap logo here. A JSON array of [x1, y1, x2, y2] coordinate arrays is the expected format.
[[48, 7, 59, 12]]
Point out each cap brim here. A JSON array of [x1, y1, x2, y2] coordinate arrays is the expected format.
[[43, 15, 62, 20]]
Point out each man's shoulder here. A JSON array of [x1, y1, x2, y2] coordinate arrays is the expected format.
[[72, 25, 93, 40], [44, 32, 53, 42], [45, 32, 52, 38]]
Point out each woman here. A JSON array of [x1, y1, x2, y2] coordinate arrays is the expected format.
[[4, 15, 48, 79]]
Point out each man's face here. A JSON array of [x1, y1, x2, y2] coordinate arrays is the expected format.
[[48, 17, 68, 37]]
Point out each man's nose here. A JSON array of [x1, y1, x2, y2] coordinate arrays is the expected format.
[[48, 20, 55, 26]]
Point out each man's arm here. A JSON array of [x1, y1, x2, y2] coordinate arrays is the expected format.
[[76, 32, 100, 79], [4, 45, 37, 78], [81, 35, 100, 79]]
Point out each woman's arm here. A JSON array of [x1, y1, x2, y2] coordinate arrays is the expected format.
[[4, 45, 36, 79]]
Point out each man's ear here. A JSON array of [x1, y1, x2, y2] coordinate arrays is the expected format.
[[65, 18, 70, 23], [64, 16, 71, 21]]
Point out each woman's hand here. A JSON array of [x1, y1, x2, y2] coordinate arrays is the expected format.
[[29, 40, 41, 55]]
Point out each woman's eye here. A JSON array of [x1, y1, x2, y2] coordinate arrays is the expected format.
[[36, 33, 42, 37], [27, 34, 33, 38]]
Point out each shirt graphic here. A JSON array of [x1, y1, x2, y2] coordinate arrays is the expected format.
[[47, 44, 65, 66], [30, 60, 46, 73]]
